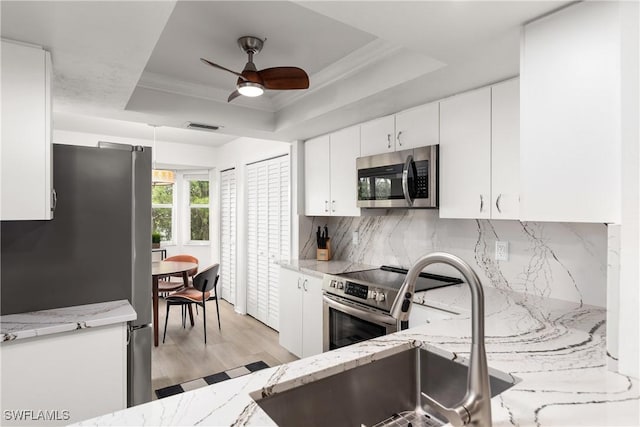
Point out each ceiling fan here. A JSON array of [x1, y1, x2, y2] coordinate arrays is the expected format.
[[200, 36, 310, 103]]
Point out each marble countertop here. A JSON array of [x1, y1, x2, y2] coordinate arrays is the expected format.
[[77, 284, 639, 426], [0, 300, 137, 342], [277, 259, 376, 278]]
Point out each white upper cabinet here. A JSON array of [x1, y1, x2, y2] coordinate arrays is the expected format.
[[394, 102, 439, 151], [360, 115, 395, 157], [440, 80, 520, 220], [439, 87, 492, 219], [1, 40, 53, 220], [491, 79, 520, 220], [305, 126, 360, 216], [520, 1, 621, 223], [329, 126, 361, 216], [360, 103, 439, 157], [304, 135, 331, 216]]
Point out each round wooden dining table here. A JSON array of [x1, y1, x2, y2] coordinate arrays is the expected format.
[[152, 261, 198, 347]]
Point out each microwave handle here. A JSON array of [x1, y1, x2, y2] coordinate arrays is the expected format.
[[402, 154, 415, 207]]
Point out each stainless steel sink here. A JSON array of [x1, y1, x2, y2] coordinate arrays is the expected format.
[[252, 347, 517, 427]]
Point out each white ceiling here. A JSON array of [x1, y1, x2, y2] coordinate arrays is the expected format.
[[0, 1, 572, 146]]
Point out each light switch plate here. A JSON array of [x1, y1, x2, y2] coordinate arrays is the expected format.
[[352, 231, 359, 245], [495, 241, 509, 261]]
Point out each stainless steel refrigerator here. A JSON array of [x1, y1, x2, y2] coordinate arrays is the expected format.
[[1, 142, 152, 406]]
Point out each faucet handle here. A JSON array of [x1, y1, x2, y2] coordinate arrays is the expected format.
[[421, 391, 469, 427]]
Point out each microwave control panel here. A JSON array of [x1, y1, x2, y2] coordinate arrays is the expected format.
[[415, 160, 429, 198]]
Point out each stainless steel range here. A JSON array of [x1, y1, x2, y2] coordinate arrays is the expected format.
[[322, 266, 462, 351]]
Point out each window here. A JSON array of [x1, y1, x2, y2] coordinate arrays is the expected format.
[[185, 175, 210, 242], [152, 184, 175, 244]]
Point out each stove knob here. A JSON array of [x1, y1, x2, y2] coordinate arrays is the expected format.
[[337, 281, 344, 290], [376, 292, 386, 302], [329, 280, 336, 288], [367, 290, 375, 299]]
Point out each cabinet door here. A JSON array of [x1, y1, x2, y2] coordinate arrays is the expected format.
[[304, 135, 331, 215], [360, 115, 395, 156], [1, 41, 52, 220], [491, 79, 520, 220], [301, 274, 324, 358], [329, 126, 361, 216], [439, 87, 491, 219], [395, 102, 439, 150], [278, 268, 303, 357], [220, 169, 237, 304], [520, 1, 620, 222]]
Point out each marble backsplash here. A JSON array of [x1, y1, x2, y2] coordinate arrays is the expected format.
[[300, 210, 608, 307]]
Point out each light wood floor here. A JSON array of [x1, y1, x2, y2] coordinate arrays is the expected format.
[[152, 298, 298, 395]]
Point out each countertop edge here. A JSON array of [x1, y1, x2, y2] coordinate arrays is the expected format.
[[1, 299, 137, 342]]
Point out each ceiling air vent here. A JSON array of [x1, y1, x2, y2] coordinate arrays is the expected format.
[[185, 122, 220, 132]]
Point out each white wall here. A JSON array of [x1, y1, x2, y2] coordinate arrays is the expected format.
[[211, 137, 291, 314]]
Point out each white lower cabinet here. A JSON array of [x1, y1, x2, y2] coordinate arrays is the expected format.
[[278, 268, 323, 358], [408, 304, 458, 328], [0, 323, 127, 426]]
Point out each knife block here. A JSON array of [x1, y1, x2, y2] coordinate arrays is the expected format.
[[316, 238, 332, 261]]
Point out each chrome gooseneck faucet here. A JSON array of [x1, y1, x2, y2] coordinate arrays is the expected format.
[[390, 252, 492, 427]]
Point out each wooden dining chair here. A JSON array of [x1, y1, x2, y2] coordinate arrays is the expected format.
[[158, 254, 199, 295], [162, 263, 221, 344]]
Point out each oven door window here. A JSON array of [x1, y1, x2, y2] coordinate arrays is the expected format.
[[328, 306, 388, 350]]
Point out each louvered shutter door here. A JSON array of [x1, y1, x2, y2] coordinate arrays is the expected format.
[[246, 164, 259, 317], [220, 169, 236, 304], [245, 155, 290, 330]]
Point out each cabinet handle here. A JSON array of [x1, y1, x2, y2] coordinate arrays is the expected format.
[[397, 131, 403, 146], [495, 194, 503, 214], [331, 200, 336, 212], [297, 278, 301, 289], [479, 194, 484, 212], [51, 188, 57, 213], [387, 134, 391, 149], [324, 200, 329, 212], [303, 279, 308, 292]]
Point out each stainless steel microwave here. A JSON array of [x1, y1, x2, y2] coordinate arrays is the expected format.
[[356, 145, 438, 208]]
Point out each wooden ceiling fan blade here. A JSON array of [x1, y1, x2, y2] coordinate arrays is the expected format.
[[200, 58, 247, 81], [259, 67, 309, 90], [227, 90, 241, 103]]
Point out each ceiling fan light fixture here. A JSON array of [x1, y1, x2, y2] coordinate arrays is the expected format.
[[237, 81, 264, 97]]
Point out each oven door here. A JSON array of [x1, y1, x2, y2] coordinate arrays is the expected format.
[[323, 294, 399, 352]]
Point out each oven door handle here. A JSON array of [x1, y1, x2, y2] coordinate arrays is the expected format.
[[402, 154, 415, 207], [323, 295, 398, 326]]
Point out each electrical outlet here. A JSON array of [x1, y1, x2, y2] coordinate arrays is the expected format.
[[495, 241, 509, 261], [352, 231, 359, 245]]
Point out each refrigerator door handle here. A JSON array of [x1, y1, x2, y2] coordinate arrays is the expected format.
[[127, 323, 152, 345]]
